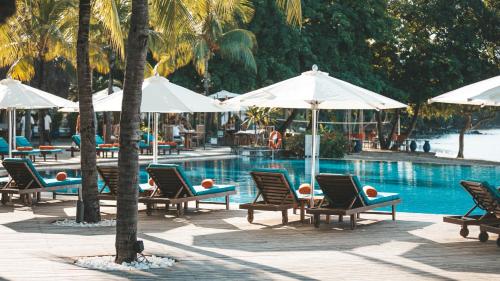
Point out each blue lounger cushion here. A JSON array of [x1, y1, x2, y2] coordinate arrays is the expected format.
[[192, 184, 236, 196], [147, 163, 235, 196], [16, 136, 62, 154], [466, 179, 500, 201], [352, 176, 400, 205], [3, 158, 82, 187]]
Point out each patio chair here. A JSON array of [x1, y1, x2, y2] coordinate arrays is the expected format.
[[444, 180, 500, 238], [16, 136, 63, 161], [72, 134, 118, 158], [239, 168, 323, 224], [0, 158, 81, 205], [0, 137, 39, 161], [307, 174, 401, 229], [144, 163, 236, 216]]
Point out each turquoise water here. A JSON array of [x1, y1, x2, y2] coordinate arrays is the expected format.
[[43, 158, 500, 215]]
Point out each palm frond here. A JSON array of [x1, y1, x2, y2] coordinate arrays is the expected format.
[[275, 0, 302, 26], [8, 57, 35, 81], [218, 29, 257, 73], [92, 0, 125, 59]]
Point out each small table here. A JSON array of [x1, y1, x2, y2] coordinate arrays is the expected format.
[[296, 194, 324, 223], [180, 131, 196, 149]]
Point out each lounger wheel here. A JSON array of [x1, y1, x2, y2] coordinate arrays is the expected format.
[[313, 214, 320, 228], [281, 210, 288, 225], [247, 210, 254, 223], [460, 227, 469, 238], [146, 204, 153, 216], [478, 231, 489, 242], [496, 237, 500, 247], [1, 194, 9, 205]]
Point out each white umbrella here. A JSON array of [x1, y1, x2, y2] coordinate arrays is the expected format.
[[209, 90, 239, 100], [428, 75, 500, 106], [59, 86, 121, 112], [94, 75, 225, 113], [0, 78, 77, 157], [0, 78, 76, 109], [223, 65, 407, 204], [94, 75, 226, 162]]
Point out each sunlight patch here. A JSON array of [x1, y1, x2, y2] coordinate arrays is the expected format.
[[74, 255, 175, 271], [53, 219, 116, 227]]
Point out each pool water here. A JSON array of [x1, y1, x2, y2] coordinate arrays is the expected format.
[[43, 157, 500, 215]]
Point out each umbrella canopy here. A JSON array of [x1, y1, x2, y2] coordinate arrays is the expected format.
[[93, 75, 225, 113], [0, 78, 76, 109], [58, 86, 121, 112], [209, 90, 239, 100], [428, 75, 500, 106], [224, 67, 407, 110], [222, 65, 407, 204]]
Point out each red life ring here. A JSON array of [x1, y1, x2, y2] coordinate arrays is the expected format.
[[268, 131, 282, 149]]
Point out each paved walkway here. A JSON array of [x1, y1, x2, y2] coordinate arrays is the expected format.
[[0, 196, 498, 280]]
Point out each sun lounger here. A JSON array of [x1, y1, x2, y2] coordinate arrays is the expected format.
[[72, 134, 119, 158], [144, 163, 236, 216], [239, 168, 323, 224], [0, 158, 81, 205], [0, 137, 41, 161], [307, 174, 401, 229], [97, 165, 154, 199], [16, 136, 63, 161], [443, 180, 500, 238]]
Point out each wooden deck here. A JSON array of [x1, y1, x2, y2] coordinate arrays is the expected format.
[[0, 195, 498, 280]]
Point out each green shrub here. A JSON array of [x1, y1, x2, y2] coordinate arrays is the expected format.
[[283, 134, 305, 158], [319, 131, 348, 158]]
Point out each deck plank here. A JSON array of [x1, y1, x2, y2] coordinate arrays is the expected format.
[[0, 195, 498, 280]]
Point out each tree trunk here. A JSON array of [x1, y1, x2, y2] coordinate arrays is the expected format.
[[204, 58, 213, 137], [388, 109, 400, 150], [402, 102, 421, 142], [104, 51, 115, 143], [457, 113, 472, 158], [77, 0, 100, 223], [278, 109, 298, 134], [115, 0, 149, 264], [375, 111, 386, 149]]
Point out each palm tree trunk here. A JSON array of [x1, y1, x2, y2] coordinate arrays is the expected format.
[[457, 113, 471, 159], [401, 102, 421, 142], [278, 109, 298, 135], [77, 0, 100, 223], [115, 0, 149, 264]]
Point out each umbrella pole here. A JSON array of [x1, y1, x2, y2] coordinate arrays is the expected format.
[[310, 105, 319, 207], [147, 112, 150, 145], [13, 108, 16, 150], [153, 112, 159, 163], [8, 108, 12, 158]]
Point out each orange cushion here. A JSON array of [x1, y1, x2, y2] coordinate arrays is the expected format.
[[39, 145, 55, 150], [56, 172, 67, 181], [148, 178, 155, 186], [298, 183, 312, 195], [363, 185, 378, 197], [112, 143, 119, 147], [167, 141, 177, 146], [98, 144, 113, 148], [201, 179, 214, 189], [17, 146, 33, 151]]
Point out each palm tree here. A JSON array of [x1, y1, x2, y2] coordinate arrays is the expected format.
[[0, 0, 75, 139], [112, 0, 302, 263], [76, 0, 101, 223], [115, 0, 148, 264]]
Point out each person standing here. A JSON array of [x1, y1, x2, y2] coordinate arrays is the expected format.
[[20, 112, 34, 138], [43, 112, 52, 145]]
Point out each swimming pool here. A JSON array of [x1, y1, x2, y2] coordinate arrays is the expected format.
[[43, 157, 500, 215]]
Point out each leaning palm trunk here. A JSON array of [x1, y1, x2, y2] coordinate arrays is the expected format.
[[77, 0, 100, 223], [115, 0, 149, 264]]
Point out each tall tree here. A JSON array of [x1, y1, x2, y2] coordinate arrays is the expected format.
[[77, 0, 100, 223], [115, 0, 148, 263]]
